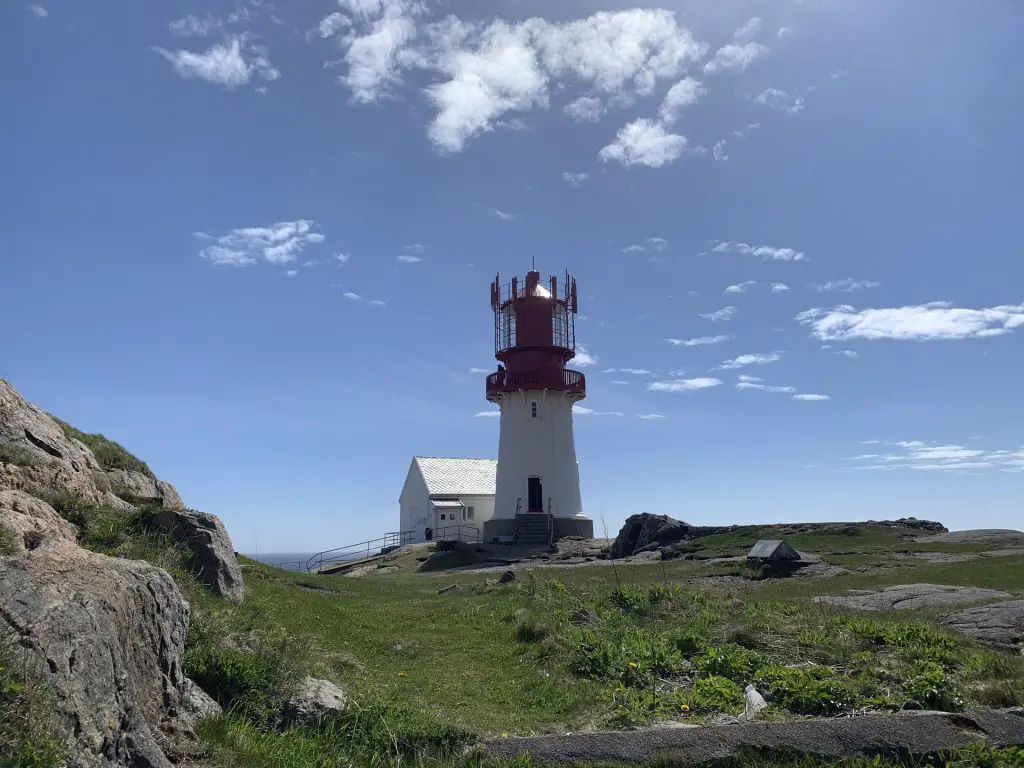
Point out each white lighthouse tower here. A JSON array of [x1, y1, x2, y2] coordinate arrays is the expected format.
[[481, 268, 594, 546]]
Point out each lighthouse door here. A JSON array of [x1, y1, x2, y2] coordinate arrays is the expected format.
[[527, 477, 543, 511]]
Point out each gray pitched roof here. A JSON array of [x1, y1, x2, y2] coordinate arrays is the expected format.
[[414, 456, 497, 496], [747, 539, 799, 560]]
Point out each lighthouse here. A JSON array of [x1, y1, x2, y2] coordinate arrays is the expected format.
[[481, 268, 594, 545]]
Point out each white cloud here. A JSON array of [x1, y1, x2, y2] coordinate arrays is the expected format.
[[812, 278, 881, 293], [733, 17, 763, 41], [155, 37, 280, 89], [714, 352, 781, 370], [622, 237, 667, 253], [666, 334, 730, 347], [796, 301, 1024, 342], [724, 280, 757, 294], [573, 405, 625, 416], [604, 368, 652, 375], [713, 140, 728, 161], [196, 220, 325, 267], [611, 380, 630, 385], [368, 299, 387, 306], [733, 122, 760, 138], [837, 349, 859, 358], [491, 208, 516, 220], [335, 253, 351, 265], [473, 410, 501, 418], [468, 367, 491, 374], [648, 377, 722, 392], [792, 393, 830, 401], [397, 254, 421, 263], [286, 270, 299, 278], [771, 283, 790, 294], [755, 88, 804, 114], [318, 12, 352, 39], [712, 241, 807, 261], [637, 413, 665, 420], [343, 292, 362, 301], [573, 345, 597, 366], [334, 0, 420, 105], [777, 27, 793, 38], [699, 306, 738, 322], [562, 171, 590, 186], [27, 4, 47, 18], [737, 375, 762, 383], [658, 77, 704, 124], [737, 380, 795, 393], [599, 119, 687, 168], [841, 441, 1019, 474], [564, 96, 604, 122], [704, 42, 768, 74], [170, 14, 220, 37]]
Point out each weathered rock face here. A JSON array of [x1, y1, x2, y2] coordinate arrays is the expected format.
[[0, 492, 198, 767], [941, 600, 1024, 651], [143, 507, 245, 604], [282, 677, 346, 728], [610, 513, 693, 559], [0, 379, 184, 511], [812, 584, 1012, 613]]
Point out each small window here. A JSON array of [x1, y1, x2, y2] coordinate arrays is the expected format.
[[531, 401, 538, 418], [467, 506, 475, 520], [440, 513, 446, 520]]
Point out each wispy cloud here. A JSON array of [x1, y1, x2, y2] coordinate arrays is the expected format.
[[604, 368, 653, 376], [712, 241, 807, 261], [637, 413, 665, 420], [195, 220, 325, 267], [397, 255, 421, 263], [343, 292, 362, 301], [811, 278, 881, 293], [755, 88, 804, 114], [844, 440, 1024, 474], [704, 42, 769, 74], [714, 352, 781, 370], [285, 270, 298, 278], [771, 283, 791, 294], [777, 27, 793, 38], [658, 77, 705, 124], [473, 410, 501, 418], [699, 307, 738, 322], [335, 253, 351, 265], [724, 281, 757, 295], [666, 334, 730, 347], [622, 237, 667, 253], [491, 208, 516, 220], [564, 96, 604, 123], [27, 4, 48, 18], [733, 17, 763, 41], [599, 119, 689, 168], [573, 405, 625, 416], [468, 367, 491, 374], [796, 302, 1024, 341], [792, 393, 830, 401], [836, 349, 859, 358], [713, 140, 728, 161], [574, 345, 597, 367], [736, 377, 795, 393], [733, 122, 760, 138], [155, 37, 280, 89], [562, 171, 590, 187], [648, 377, 723, 392], [169, 13, 220, 37]]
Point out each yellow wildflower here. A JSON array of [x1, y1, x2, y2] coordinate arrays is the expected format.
[[628, 662, 638, 669]]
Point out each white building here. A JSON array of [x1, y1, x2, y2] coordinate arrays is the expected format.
[[398, 456, 497, 542]]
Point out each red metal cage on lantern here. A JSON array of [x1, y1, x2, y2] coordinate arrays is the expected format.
[[486, 269, 585, 403]]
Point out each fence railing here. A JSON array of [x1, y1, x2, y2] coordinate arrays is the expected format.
[[432, 524, 480, 544], [486, 368, 585, 396], [305, 530, 415, 573]]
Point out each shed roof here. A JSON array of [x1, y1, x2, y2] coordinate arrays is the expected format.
[[747, 539, 799, 560], [431, 500, 465, 509], [414, 457, 497, 496]]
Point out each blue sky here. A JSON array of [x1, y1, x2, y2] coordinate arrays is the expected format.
[[5, 0, 1022, 553]]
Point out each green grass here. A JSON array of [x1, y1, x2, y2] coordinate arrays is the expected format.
[[1, 633, 69, 768], [49, 416, 154, 477]]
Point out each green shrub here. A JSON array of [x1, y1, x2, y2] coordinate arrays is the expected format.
[[754, 665, 857, 716], [667, 630, 709, 657], [0, 526, 18, 556], [692, 644, 765, 683], [568, 627, 682, 687], [687, 675, 744, 714], [40, 497, 146, 555], [609, 583, 681, 616], [903, 660, 964, 711], [50, 417, 154, 477], [514, 610, 549, 644], [1, 638, 69, 768]]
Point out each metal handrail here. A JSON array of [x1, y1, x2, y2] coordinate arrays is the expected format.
[[305, 530, 415, 573], [486, 368, 585, 391], [432, 524, 481, 544]]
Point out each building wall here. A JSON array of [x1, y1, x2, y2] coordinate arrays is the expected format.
[[492, 389, 585, 521], [447, 494, 496, 539], [398, 461, 431, 541]]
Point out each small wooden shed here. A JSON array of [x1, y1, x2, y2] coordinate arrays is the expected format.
[[746, 539, 800, 567]]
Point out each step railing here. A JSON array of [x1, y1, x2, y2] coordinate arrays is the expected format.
[[432, 525, 481, 544], [305, 530, 415, 573]]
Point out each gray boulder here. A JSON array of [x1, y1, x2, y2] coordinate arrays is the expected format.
[[941, 600, 1024, 650], [143, 507, 245, 603], [0, 493, 197, 767], [106, 469, 184, 510], [283, 676, 346, 728], [610, 513, 693, 559]]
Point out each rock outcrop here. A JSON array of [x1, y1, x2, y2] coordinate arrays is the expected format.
[[282, 677, 347, 728], [941, 600, 1024, 651], [142, 507, 245, 604], [0, 379, 183, 511], [0, 490, 206, 767], [812, 584, 1012, 613], [610, 513, 694, 559]]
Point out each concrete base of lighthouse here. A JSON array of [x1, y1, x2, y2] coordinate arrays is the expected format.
[[483, 516, 594, 544]]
